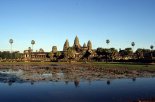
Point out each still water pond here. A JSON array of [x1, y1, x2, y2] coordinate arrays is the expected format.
[[1, 78, 155, 102], [0, 68, 155, 102]]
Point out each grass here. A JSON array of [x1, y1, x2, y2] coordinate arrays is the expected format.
[[0, 61, 155, 71], [91, 62, 155, 71]]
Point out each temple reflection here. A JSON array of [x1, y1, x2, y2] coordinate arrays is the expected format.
[[0, 66, 137, 84], [74, 80, 80, 87]]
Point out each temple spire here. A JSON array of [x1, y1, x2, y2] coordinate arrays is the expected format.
[[52, 46, 57, 53], [73, 35, 81, 50], [83, 43, 87, 48], [63, 39, 69, 51], [74, 35, 80, 46], [87, 40, 92, 50]]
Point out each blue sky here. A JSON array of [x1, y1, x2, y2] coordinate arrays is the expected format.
[[0, 0, 155, 52]]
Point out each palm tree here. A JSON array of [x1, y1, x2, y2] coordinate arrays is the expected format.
[[131, 42, 135, 59], [150, 45, 154, 58], [106, 39, 110, 48], [9, 39, 13, 60], [150, 45, 154, 50], [131, 42, 135, 51], [31, 40, 35, 51]]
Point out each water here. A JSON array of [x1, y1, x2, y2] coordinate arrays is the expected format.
[[0, 68, 155, 102]]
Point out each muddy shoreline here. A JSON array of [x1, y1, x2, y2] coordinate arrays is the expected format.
[[0, 63, 155, 83]]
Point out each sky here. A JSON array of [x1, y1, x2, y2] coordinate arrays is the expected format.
[[0, 0, 155, 52]]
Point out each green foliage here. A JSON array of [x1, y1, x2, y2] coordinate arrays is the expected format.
[[39, 48, 44, 52], [150, 45, 154, 50], [119, 48, 133, 59], [96, 48, 111, 62], [82, 50, 91, 60], [0, 51, 22, 59], [125, 48, 133, 55], [64, 47, 76, 62], [14, 52, 22, 59], [135, 48, 144, 59], [9, 39, 13, 44], [109, 48, 118, 60], [106, 39, 110, 45], [56, 51, 61, 58], [31, 40, 35, 45], [131, 42, 135, 47], [48, 52, 53, 58]]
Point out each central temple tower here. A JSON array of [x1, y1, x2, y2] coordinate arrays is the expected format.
[[73, 36, 81, 51]]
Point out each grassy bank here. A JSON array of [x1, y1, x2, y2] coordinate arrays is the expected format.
[[0, 61, 155, 71], [91, 62, 155, 71]]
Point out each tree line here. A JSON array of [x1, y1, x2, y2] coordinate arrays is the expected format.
[[1, 38, 155, 63], [0, 51, 22, 59]]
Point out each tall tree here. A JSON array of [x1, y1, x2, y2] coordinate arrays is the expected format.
[[109, 48, 118, 61], [150, 45, 154, 50], [150, 45, 154, 58], [39, 48, 44, 52], [131, 42, 135, 52], [56, 51, 61, 59], [31, 40, 35, 51], [9, 39, 13, 59], [119, 48, 133, 60], [106, 39, 110, 48], [125, 48, 133, 58], [131, 42, 135, 47], [96, 48, 103, 56], [135, 48, 144, 59], [64, 47, 76, 63], [96, 48, 110, 62]]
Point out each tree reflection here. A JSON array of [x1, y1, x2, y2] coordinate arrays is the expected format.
[[107, 80, 111, 85], [65, 81, 69, 85], [8, 81, 13, 86], [132, 78, 136, 82], [31, 81, 34, 85]]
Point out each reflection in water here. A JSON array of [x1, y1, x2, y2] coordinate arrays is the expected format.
[[65, 81, 69, 85], [132, 78, 136, 82], [31, 81, 34, 85], [74, 80, 80, 87], [0, 66, 155, 102], [0, 77, 155, 102], [107, 80, 111, 85]]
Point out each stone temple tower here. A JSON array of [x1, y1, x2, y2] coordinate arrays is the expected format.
[[52, 46, 57, 53], [87, 40, 92, 50], [63, 39, 69, 51], [73, 36, 81, 51]]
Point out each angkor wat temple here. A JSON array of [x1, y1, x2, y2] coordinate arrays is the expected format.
[[22, 36, 96, 62]]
